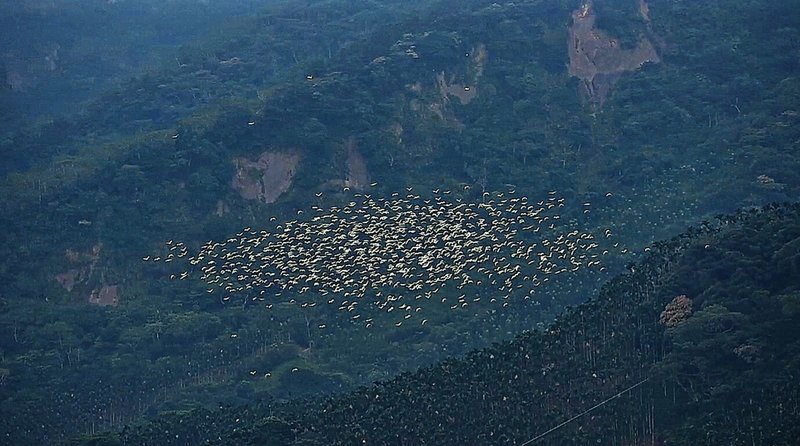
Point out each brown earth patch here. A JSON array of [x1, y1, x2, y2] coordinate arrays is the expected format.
[[436, 44, 487, 105], [344, 137, 370, 191], [89, 285, 119, 307], [55, 269, 82, 292], [54, 244, 101, 292], [436, 72, 478, 105], [568, 1, 660, 106], [231, 150, 300, 204], [54, 243, 121, 306]]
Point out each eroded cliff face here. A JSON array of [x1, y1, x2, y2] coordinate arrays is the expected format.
[[568, 0, 660, 106], [344, 137, 370, 191], [231, 150, 300, 204]]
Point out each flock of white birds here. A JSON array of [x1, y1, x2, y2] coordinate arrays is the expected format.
[[145, 187, 621, 329]]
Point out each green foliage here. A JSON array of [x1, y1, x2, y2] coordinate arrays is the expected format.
[[592, 0, 648, 49], [1, 0, 799, 443], [100, 204, 800, 445]]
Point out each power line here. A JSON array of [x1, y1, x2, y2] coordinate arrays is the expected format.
[[520, 377, 650, 446]]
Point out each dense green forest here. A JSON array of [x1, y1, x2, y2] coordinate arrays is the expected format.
[[80, 202, 800, 445], [0, 0, 283, 126], [0, 0, 798, 443]]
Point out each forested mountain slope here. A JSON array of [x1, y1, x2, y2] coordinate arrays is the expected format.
[[0, 0, 282, 138], [1, 0, 798, 443], [0, 0, 438, 174], [85, 203, 800, 445]]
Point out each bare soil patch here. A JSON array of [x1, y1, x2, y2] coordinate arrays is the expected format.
[[568, 1, 660, 106], [231, 150, 300, 204]]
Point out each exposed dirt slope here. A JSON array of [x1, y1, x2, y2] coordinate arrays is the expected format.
[[568, 0, 660, 106], [231, 150, 300, 204]]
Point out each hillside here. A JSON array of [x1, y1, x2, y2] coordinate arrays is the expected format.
[[82, 203, 800, 445], [1, 0, 799, 443], [0, 0, 283, 135], [0, 0, 435, 174]]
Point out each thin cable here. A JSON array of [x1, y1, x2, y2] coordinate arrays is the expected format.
[[520, 377, 650, 446]]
